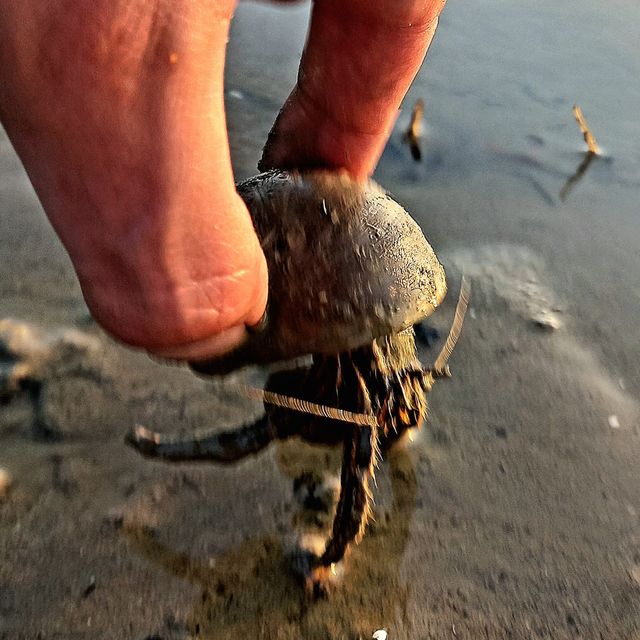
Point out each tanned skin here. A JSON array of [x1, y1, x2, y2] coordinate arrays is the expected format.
[[0, 0, 445, 360]]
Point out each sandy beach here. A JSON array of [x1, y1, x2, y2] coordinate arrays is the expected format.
[[2, 1, 640, 638]]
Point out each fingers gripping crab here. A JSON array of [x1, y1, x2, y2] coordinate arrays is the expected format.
[[126, 170, 468, 591]]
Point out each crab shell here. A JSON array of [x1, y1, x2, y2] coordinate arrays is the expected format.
[[191, 170, 446, 375]]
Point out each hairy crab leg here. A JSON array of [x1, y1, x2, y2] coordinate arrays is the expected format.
[[319, 422, 378, 567], [317, 364, 379, 569], [126, 415, 277, 464]]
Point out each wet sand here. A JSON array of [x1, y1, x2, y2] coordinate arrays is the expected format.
[[2, 1, 640, 638]]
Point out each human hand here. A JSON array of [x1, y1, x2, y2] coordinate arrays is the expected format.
[[0, 0, 445, 361]]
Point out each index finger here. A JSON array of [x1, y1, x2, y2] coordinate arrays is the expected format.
[[260, 0, 446, 180]]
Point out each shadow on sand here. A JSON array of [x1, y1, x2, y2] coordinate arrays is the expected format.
[[124, 447, 418, 640]]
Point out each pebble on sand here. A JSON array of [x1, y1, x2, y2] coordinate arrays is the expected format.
[[608, 415, 620, 429], [0, 467, 13, 497], [373, 630, 388, 640], [530, 310, 562, 331]]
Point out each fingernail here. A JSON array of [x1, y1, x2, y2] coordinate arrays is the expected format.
[[246, 310, 268, 335]]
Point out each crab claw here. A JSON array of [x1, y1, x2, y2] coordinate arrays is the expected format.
[[191, 170, 446, 375]]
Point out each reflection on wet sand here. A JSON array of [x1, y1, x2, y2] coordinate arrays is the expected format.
[[125, 447, 418, 640], [559, 150, 597, 201]]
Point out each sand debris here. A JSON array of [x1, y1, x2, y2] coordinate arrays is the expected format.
[[572, 105, 601, 155], [81, 575, 96, 599], [608, 415, 620, 429], [0, 317, 102, 392], [1, 318, 105, 438], [559, 105, 602, 200], [402, 98, 425, 161], [531, 309, 562, 331], [0, 467, 13, 498]]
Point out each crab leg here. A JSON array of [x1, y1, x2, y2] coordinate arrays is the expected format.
[[319, 422, 378, 566], [126, 415, 277, 464]]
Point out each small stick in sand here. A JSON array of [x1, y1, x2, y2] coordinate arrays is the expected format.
[[560, 105, 602, 200], [403, 98, 425, 162], [572, 105, 600, 155]]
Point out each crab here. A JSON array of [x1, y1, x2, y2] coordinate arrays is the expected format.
[[126, 170, 467, 592]]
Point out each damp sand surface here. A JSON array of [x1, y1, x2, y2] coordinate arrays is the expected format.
[[2, 1, 640, 638]]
